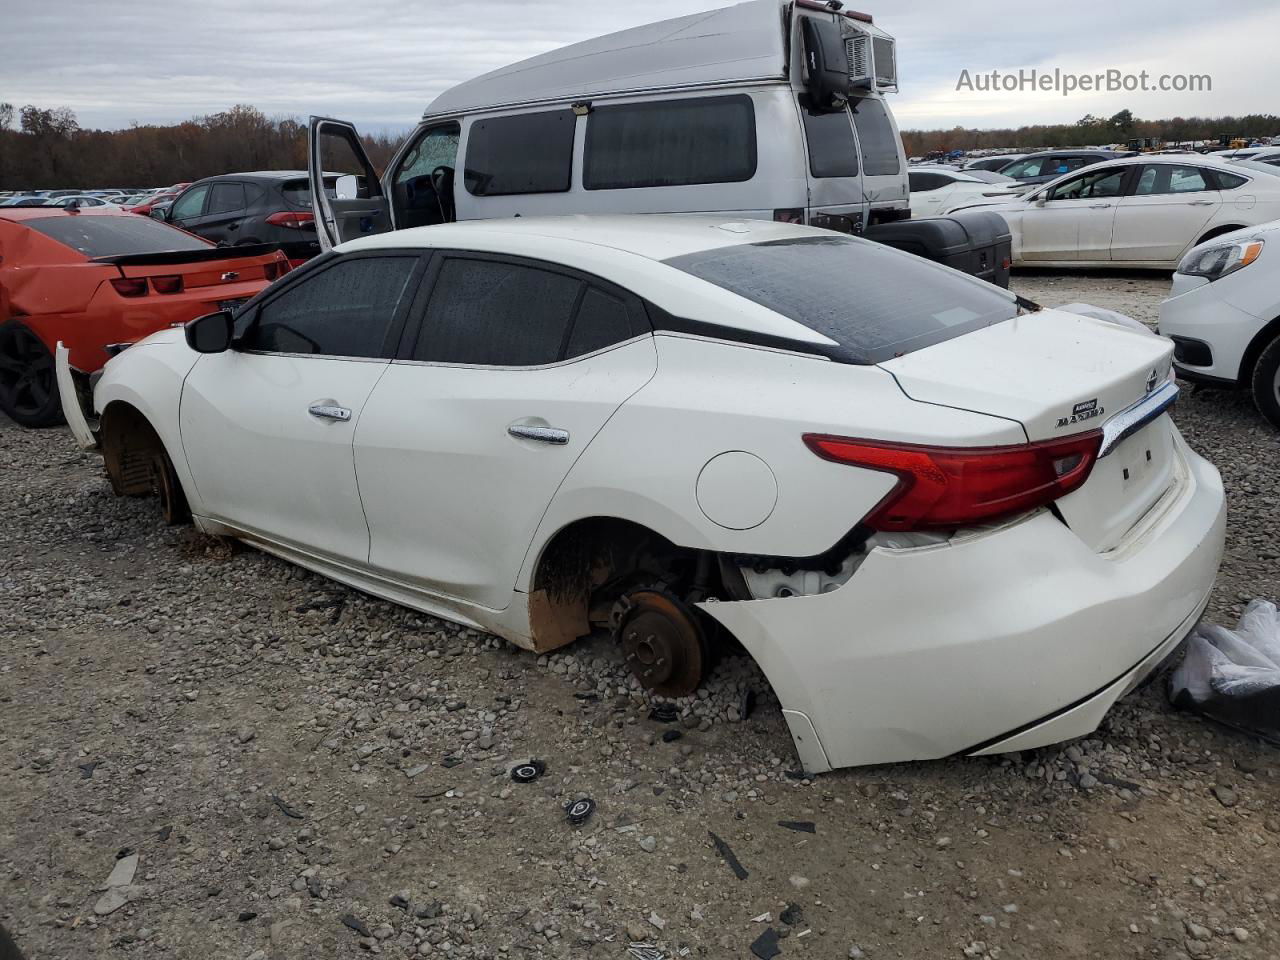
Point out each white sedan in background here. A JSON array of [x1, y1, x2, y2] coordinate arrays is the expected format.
[[908, 168, 1022, 218], [1159, 219, 1280, 426], [59, 216, 1224, 773], [953, 155, 1280, 267]]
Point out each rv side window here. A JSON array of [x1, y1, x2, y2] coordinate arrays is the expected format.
[[798, 96, 859, 179], [583, 95, 756, 190], [463, 110, 575, 197], [850, 97, 901, 177]]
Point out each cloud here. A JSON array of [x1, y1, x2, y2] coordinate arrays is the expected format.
[[2, 0, 1277, 134]]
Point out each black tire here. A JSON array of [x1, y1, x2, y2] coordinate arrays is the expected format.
[[1250, 335, 1280, 429], [0, 323, 64, 428], [151, 446, 191, 525]]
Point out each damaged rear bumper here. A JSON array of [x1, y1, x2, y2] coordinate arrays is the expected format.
[[698, 431, 1226, 773], [55, 341, 98, 449]]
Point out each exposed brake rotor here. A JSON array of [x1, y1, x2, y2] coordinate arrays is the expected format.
[[613, 589, 708, 698]]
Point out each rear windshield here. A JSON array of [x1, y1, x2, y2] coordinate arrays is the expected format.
[[663, 236, 1018, 364], [24, 215, 210, 257]]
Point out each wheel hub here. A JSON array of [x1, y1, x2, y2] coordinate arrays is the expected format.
[[615, 590, 707, 698]]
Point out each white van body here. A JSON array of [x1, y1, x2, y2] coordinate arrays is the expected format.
[[308, 0, 909, 250]]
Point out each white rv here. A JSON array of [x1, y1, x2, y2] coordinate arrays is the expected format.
[[307, 0, 913, 246]]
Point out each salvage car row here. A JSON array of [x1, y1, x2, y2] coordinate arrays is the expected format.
[[3, 0, 1274, 775]]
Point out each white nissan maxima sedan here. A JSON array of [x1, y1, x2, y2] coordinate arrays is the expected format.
[[952, 155, 1280, 268], [59, 216, 1225, 773]]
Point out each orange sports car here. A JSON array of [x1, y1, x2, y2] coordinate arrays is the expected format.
[[0, 204, 289, 426]]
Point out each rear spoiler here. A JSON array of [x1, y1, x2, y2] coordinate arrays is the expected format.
[[90, 242, 283, 267]]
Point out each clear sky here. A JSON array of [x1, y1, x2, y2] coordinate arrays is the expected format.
[[3, 0, 1277, 135]]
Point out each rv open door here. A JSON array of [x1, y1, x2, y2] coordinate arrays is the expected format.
[[308, 117, 393, 252]]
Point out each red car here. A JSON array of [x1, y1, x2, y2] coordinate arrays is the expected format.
[[0, 205, 289, 426], [127, 192, 177, 216]]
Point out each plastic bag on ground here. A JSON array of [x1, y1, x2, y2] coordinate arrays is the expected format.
[[1169, 599, 1280, 743]]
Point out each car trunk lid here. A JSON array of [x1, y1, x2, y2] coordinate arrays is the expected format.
[[96, 243, 286, 290], [879, 308, 1178, 551]]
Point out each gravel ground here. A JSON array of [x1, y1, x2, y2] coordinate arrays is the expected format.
[[1, 269, 1278, 960]]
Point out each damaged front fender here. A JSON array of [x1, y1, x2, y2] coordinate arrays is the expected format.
[[55, 341, 98, 450]]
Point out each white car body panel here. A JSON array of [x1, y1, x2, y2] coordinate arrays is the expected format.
[[355, 338, 659, 611], [55, 342, 97, 449], [180, 351, 389, 567], [81, 215, 1227, 773], [1158, 220, 1280, 382]]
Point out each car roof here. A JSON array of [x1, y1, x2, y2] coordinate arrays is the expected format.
[[1018, 149, 1122, 158], [341, 214, 826, 262], [422, 0, 893, 120]]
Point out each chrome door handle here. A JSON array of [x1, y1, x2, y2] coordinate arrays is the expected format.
[[508, 424, 569, 445], [1088, 203, 1112, 208], [308, 403, 352, 422], [1187, 200, 1214, 206]]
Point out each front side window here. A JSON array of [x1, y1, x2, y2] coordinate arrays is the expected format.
[[170, 184, 209, 220], [463, 110, 575, 196], [849, 97, 901, 177], [664, 236, 1018, 364], [1135, 164, 1211, 196], [584, 95, 756, 190], [799, 96, 859, 179], [1047, 168, 1126, 201], [207, 182, 246, 215], [243, 256, 417, 358]]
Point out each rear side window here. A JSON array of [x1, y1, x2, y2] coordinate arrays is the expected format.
[[664, 236, 1018, 364], [850, 97, 900, 177], [909, 172, 951, 192], [999, 157, 1044, 178], [1135, 164, 1211, 196], [584, 95, 756, 190], [799, 96, 858, 179], [565, 288, 635, 357], [414, 258, 582, 365], [207, 182, 246, 215], [1212, 170, 1249, 189], [464, 110, 576, 196], [24, 215, 210, 257], [244, 256, 417, 358], [282, 177, 339, 208]]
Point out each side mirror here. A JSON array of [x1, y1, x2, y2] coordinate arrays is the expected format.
[[1035, 195, 1048, 206], [185, 310, 234, 354], [151, 206, 168, 220]]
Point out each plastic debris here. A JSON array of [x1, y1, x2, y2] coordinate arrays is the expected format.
[[155, 825, 173, 842], [340, 915, 372, 938], [750, 927, 782, 959], [777, 820, 816, 834], [1169, 600, 1280, 743], [780, 903, 804, 926], [708, 831, 749, 880], [649, 704, 678, 723], [272, 795, 304, 819], [565, 797, 596, 826], [78, 761, 98, 779], [627, 945, 667, 960], [661, 730, 683, 743], [648, 911, 666, 930], [511, 759, 546, 783], [751, 912, 772, 923]]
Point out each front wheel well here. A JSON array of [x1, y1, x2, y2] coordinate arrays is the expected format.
[[1195, 224, 1248, 247], [1239, 314, 1280, 386], [99, 401, 167, 495]]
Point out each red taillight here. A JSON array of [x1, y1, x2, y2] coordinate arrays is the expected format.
[[265, 211, 315, 230], [263, 258, 292, 281], [803, 431, 1103, 531], [151, 275, 184, 294], [773, 208, 805, 224], [110, 277, 148, 297]]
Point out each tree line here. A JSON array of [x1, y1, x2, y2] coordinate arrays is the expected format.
[[0, 104, 400, 190], [2, 102, 1278, 190], [901, 109, 1280, 156]]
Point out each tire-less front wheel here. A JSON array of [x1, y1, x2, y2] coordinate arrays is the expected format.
[[1250, 335, 1280, 429], [0, 323, 64, 427]]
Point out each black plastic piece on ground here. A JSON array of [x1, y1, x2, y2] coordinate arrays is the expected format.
[[512, 759, 546, 783], [389, 894, 410, 911], [565, 798, 596, 826], [750, 927, 781, 959], [156, 825, 173, 842], [780, 903, 803, 926], [661, 730, 682, 743], [340, 915, 372, 937], [237, 911, 257, 922], [272, 795, 304, 819], [78, 761, 98, 779], [708, 831, 749, 880], [777, 820, 816, 834]]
